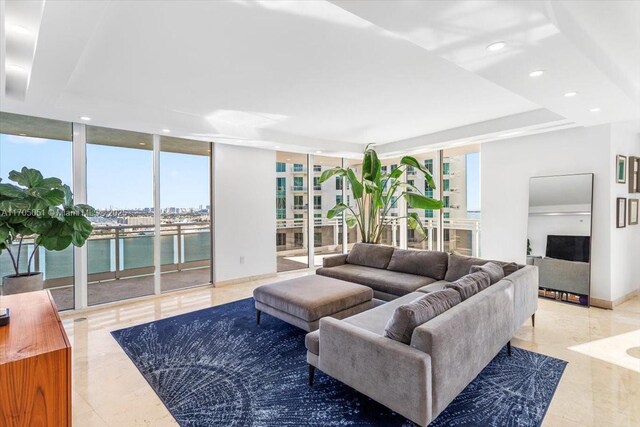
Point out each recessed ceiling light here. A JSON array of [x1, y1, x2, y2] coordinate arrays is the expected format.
[[486, 41, 506, 51], [529, 70, 544, 78], [11, 25, 31, 35], [139, 142, 146, 146], [286, 158, 291, 161], [79, 116, 91, 121], [275, 145, 280, 149], [564, 91, 578, 97], [18, 133, 26, 136], [7, 64, 25, 72], [162, 129, 171, 133], [315, 150, 322, 154], [589, 108, 601, 113]]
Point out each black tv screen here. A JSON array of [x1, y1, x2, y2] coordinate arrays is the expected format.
[[546, 235, 590, 263]]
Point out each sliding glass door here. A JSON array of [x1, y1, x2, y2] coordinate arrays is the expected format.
[[86, 126, 155, 305], [159, 137, 212, 291]]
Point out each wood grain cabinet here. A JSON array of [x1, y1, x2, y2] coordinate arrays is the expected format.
[[0, 290, 71, 427]]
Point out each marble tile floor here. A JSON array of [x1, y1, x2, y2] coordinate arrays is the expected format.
[[61, 272, 640, 427]]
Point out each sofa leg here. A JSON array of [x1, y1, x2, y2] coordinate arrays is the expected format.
[[256, 309, 261, 325], [507, 341, 512, 357], [309, 365, 315, 387], [531, 313, 536, 327]]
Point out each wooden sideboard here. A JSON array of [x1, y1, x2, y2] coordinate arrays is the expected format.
[[0, 290, 71, 427]]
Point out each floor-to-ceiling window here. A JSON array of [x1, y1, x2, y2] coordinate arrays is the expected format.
[[407, 153, 440, 251], [86, 126, 155, 305], [379, 157, 403, 247], [0, 112, 75, 310], [441, 145, 481, 256], [275, 151, 308, 272], [313, 155, 343, 266], [159, 137, 212, 292]]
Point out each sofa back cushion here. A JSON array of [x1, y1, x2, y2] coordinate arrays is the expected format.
[[445, 271, 490, 299], [384, 289, 461, 344], [386, 249, 448, 280], [444, 253, 519, 282], [469, 262, 504, 286], [346, 243, 395, 269]]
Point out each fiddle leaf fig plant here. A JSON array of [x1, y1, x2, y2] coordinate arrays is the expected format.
[[0, 167, 95, 277], [319, 145, 443, 244]]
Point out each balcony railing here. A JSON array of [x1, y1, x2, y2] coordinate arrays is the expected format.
[[0, 222, 211, 289], [292, 205, 306, 210], [291, 185, 306, 191]]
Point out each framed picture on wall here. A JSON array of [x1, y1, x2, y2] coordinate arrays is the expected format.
[[629, 199, 639, 226], [616, 155, 627, 184], [630, 157, 640, 193], [616, 197, 627, 228]]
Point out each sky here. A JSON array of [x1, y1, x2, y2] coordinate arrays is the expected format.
[[466, 152, 481, 212], [0, 134, 209, 210]]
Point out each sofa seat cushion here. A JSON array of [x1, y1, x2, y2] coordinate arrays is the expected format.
[[445, 253, 519, 282], [317, 264, 436, 296], [387, 249, 449, 280], [416, 280, 451, 294], [343, 292, 426, 335], [305, 292, 423, 355], [253, 275, 372, 322], [346, 243, 395, 269], [384, 289, 462, 344]]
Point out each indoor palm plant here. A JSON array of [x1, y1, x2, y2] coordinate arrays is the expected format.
[[0, 167, 95, 295], [319, 145, 443, 243]]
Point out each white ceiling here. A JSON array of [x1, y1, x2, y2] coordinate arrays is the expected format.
[[1, 0, 639, 157]]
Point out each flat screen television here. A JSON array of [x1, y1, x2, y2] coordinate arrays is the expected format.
[[546, 235, 590, 263]]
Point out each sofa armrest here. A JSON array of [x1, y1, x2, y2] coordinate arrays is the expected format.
[[410, 281, 514, 419], [322, 254, 348, 268], [503, 264, 538, 332], [318, 317, 432, 426]]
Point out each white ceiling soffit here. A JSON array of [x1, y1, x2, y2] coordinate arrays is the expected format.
[[2, 0, 45, 100], [0, 0, 638, 156], [330, 0, 640, 130], [1, 0, 538, 155]]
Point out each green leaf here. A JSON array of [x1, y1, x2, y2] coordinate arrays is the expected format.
[[9, 167, 44, 188], [41, 177, 63, 188], [23, 217, 56, 234], [327, 203, 348, 219], [345, 215, 358, 228], [38, 234, 73, 251], [41, 189, 65, 206], [346, 169, 363, 199], [61, 185, 74, 208], [407, 212, 429, 240], [400, 156, 436, 189], [318, 167, 345, 184], [0, 183, 25, 197], [388, 167, 403, 180], [405, 193, 444, 210], [363, 179, 378, 194], [362, 148, 380, 182]]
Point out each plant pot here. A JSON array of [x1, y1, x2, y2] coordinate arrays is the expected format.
[[2, 272, 44, 295]]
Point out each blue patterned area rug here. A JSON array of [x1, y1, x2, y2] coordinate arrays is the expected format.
[[111, 298, 566, 427]]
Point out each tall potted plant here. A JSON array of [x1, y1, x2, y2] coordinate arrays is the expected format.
[[0, 167, 95, 295], [319, 145, 443, 243]]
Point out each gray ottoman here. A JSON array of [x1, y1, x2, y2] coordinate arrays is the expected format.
[[253, 275, 374, 332]]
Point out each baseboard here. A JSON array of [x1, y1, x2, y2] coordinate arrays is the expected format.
[[214, 272, 278, 288], [590, 288, 640, 310]]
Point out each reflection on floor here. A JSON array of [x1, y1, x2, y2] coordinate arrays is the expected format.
[[60, 272, 640, 427], [50, 268, 212, 310]]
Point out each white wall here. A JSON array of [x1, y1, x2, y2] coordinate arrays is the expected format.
[[481, 125, 612, 301], [609, 121, 640, 301], [214, 144, 276, 282]]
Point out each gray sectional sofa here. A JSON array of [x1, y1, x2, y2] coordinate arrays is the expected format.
[[307, 243, 539, 426]]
